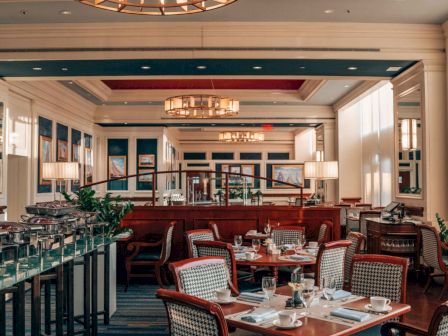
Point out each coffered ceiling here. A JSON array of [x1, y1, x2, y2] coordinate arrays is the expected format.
[[0, 0, 447, 24]]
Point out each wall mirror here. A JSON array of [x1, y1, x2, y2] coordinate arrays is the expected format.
[[396, 85, 423, 198]]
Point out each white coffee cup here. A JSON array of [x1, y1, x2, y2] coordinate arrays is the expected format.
[[278, 310, 296, 326], [216, 288, 231, 301], [308, 241, 318, 248], [370, 296, 391, 311], [245, 251, 255, 260]]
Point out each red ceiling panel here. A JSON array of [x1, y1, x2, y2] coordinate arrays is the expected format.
[[102, 79, 305, 90]]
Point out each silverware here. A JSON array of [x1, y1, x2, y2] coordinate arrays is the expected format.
[[343, 307, 386, 316], [323, 314, 357, 324], [232, 308, 255, 319]]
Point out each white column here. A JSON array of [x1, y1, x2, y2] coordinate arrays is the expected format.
[[323, 122, 337, 202]]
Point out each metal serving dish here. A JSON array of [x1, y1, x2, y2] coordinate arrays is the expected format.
[[25, 201, 77, 217], [0, 222, 30, 244], [20, 215, 63, 235]]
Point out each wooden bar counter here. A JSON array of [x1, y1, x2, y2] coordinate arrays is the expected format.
[[121, 205, 341, 260]]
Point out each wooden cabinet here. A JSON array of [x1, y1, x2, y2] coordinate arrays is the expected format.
[[366, 218, 419, 271]]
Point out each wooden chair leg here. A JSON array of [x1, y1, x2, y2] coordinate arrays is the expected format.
[[160, 265, 169, 286], [440, 274, 448, 300], [424, 273, 433, 294], [155, 264, 165, 288]]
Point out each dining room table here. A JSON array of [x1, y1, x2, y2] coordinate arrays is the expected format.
[[220, 285, 411, 336], [234, 246, 316, 280]]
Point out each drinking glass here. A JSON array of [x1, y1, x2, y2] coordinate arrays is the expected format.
[[262, 276, 277, 301], [234, 235, 243, 250], [299, 288, 315, 316], [264, 222, 271, 235], [252, 239, 261, 254], [322, 276, 336, 307]]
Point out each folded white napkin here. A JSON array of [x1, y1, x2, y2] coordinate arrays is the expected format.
[[330, 308, 370, 322], [240, 308, 278, 323], [238, 292, 267, 303]]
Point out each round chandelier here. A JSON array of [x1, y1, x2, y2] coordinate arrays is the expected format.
[[219, 131, 264, 143], [78, 0, 238, 16], [165, 95, 239, 118]]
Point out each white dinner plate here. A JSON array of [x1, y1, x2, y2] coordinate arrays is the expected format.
[[272, 319, 303, 329], [365, 304, 392, 313]]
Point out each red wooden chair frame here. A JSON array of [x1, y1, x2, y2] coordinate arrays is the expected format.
[[170, 256, 240, 296], [317, 220, 333, 244], [349, 254, 409, 303], [156, 288, 229, 336], [185, 229, 215, 258], [194, 240, 238, 290], [315, 240, 352, 287]]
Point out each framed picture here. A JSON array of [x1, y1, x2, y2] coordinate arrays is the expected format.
[[138, 169, 153, 183], [241, 164, 255, 187], [138, 154, 155, 167], [229, 165, 242, 187], [39, 135, 52, 185], [84, 148, 93, 184], [109, 156, 127, 179], [271, 164, 304, 188], [57, 139, 68, 162], [72, 144, 80, 162]]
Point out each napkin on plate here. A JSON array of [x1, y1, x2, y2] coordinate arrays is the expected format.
[[330, 290, 352, 301], [288, 254, 311, 261], [240, 308, 278, 323], [330, 308, 370, 322], [238, 292, 267, 303]]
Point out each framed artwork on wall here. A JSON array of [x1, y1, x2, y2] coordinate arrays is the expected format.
[[72, 144, 80, 162], [57, 139, 68, 161], [109, 155, 127, 179], [138, 169, 153, 183], [39, 135, 52, 185], [241, 164, 255, 187], [138, 154, 155, 167], [271, 164, 303, 188]]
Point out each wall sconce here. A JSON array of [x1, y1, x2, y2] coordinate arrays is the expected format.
[[401, 118, 417, 151]]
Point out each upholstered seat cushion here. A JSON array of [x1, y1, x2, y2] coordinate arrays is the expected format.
[[134, 249, 162, 261]]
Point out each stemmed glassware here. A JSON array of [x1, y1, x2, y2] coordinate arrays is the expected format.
[[294, 236, 306, 254], [299, 287, 315, 316], [252, 239, 261, 255], [234, 235, 243, 250], [262, 276, 277, 304], [264, 222, 271, 235]]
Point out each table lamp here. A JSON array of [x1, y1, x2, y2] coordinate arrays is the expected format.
[[304, 161, 338, 203], [42, 162, 79, 201]]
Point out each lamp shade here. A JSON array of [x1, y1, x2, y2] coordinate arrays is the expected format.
[[304, 161, 339, 180], [42, 162, 79, 180]]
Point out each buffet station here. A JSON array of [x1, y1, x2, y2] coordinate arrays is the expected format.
[[0, 201, 116, 336]]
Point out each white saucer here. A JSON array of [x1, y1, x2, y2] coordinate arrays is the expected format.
[[272, 319, 302, 329], [213, 297, 236, 305], [365, 304, 392, 313]]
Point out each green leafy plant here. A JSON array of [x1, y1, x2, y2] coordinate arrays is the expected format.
[[96, 193, 134, 237], [436, 213, 448, 244], [63, 188, 133, 237]]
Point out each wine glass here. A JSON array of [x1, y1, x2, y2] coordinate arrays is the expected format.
[[234, 235, 243, 250], [299, 288, 315, 316], [294, 236, 306, 254], [322, 276, 336, 307], [252, 239, 261, 255], [262, 276, 277, 302]]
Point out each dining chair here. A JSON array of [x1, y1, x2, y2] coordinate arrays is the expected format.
[[170, 256, 239, 301], [185, 229, 215, 258], [125, 221, 175, 290], [349, 254, 408, 304], [355, 203, 373, 210], [347, 210, 381, 237], [315, 240, 352, 289], [156, 288, 229, 336], [343, 232, 366, 289], [317, 221, 332, 244], [381, 301, 448, 336], [271, 225, 305, 245], [208, 222, 222, 241], [417, 224, 448, 299], [194, 240, 238, 289]]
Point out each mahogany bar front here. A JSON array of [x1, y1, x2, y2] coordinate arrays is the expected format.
[[120, 205, 341, 260]]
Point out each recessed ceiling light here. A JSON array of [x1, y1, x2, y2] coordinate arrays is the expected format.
[[141, 65, 151, 70], [148, 101, 152, 104], [124, 122, 128, 125], [196, 65, 207, 70], [240, 123, 245, 126], [252, 66, 263, 70], [61, 67, 68, 71], [324, 9, 334, 14], [344, 84, 350, 88], [124, 101, 128, 105], [211, 123, 216, 126], [289, 123, 294, 126], [347, 66, 358, 71], [68, 81, 73, 85], [386, 66, 402, 72], [59, 10, 71, 15], [299, 66, 306, 69], [32, 67, 42, 71], [273, 101, 277, 104]]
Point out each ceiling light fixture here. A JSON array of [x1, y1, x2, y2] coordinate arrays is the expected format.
[[165, 95, 239, 118], [141, 65, 151, 70], [252, 66, 263, 70], [347, 66, 358, 71], [78, 0, 238, 16], [61, 67, 69, 71], [59, 10, 72, 15], [219, 131, 264, 143], [324, 9, 334, 13], [299, 66, 306, 69], [32, 67, 42, 71], [196, 65, 207, 70]]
